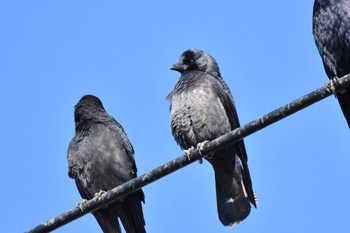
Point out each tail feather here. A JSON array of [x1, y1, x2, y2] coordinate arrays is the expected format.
[[118, 191, 146, 233], [214, 168, 251, 226], [235, 139, 258, 208], [210, 148, 254, 226], [336, 90, 350, 128], [92, 190, 146, 233], [93, 208, 122, 233]]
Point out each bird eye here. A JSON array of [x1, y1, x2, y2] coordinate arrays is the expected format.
[[183, 59, 194, 64]]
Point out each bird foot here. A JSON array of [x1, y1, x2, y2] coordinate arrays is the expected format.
[[77, 198, 88, 212], [94, 190, 107, 202], [325, 76, 341, 94], [196, 140, 209, 164], [197, 140, 209, 153], [184, 146, 195, 161], [183, 140, 209, 163], [94, 190, 111, 209]]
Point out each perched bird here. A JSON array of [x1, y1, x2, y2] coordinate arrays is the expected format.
[[67, 95, 146, 233], [167, 49, 257, 226], [313, 0, 350, 128]]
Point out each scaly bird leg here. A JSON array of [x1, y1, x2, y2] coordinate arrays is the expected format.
[[77, 190, 107, 212], [196, 140, 210, 164], [184, 146, 195, 161], [94, 190, 106, 199], [77, 199, 88, 212], [184, 140, 209, 164], [94, 190, 111, 209], [325, 76, 340, 93]]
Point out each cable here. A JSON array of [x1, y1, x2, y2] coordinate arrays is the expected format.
[[26, 74, 350, 233]]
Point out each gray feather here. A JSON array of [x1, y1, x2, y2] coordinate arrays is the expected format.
[[168, 49, 257, 226]]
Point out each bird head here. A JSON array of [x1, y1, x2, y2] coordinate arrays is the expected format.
[[169, 49, 220, 74], [74, 95, 105, 124]]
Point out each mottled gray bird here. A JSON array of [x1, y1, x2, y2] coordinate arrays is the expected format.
[[67, 95, 146, 233], [167, 49, 257, 226], [313, 0, 350, 128]]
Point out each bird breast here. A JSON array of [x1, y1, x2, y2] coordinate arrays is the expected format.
[[171, 82, 231, 147]]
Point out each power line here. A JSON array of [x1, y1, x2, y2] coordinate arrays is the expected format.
[[26, 75, 350, 233]]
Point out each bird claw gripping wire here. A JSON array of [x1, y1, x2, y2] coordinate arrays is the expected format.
[[184, 146, 195, 161], [196, 140, 210, 164], [183, 140, 209, 164], [94, 190, 107, 199], [77, 199, 88, 212], [325, 76, 342, 94], [94, 190, 113, 209]]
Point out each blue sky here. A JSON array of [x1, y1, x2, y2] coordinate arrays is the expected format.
[[1, 1, 349, 233]]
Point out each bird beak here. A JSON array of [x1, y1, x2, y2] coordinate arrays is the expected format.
[[169, 63, 186, 72]]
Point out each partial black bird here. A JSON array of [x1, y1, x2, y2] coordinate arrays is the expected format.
[[313, 0, 350, 128], [67, 95, 146, 233], [167, 49, 257, 226]]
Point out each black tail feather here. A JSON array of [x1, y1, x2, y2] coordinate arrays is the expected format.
[[210, 148, 253, 226], [92, 190, 146, 233], [118, 191, 146, 233], [93, 208, 122, 233], [215, 175, 251, 226]]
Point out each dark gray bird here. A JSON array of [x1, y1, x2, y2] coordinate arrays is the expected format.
[[167, 49, 257, 226], [67, 95, 146, 233], [313, 0, 350, 128]]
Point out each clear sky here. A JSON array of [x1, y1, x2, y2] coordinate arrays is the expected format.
[[1, 1, 349, 233]]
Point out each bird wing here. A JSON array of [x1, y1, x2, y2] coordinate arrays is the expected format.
[[211, 79, 247, 161], [68, 136, 95, 199], [68, 122, 137, 195], [107, 118, 138, 174], [313, 0, 350, 78], [213, 79, 257, 207]]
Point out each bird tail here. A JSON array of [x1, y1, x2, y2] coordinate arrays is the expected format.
[[336, 91, 350, 128], [93, 208, 122, 233], [92, 190, 146, 233], [211, 150, 253, 226], [118, 190, 146, 233]]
